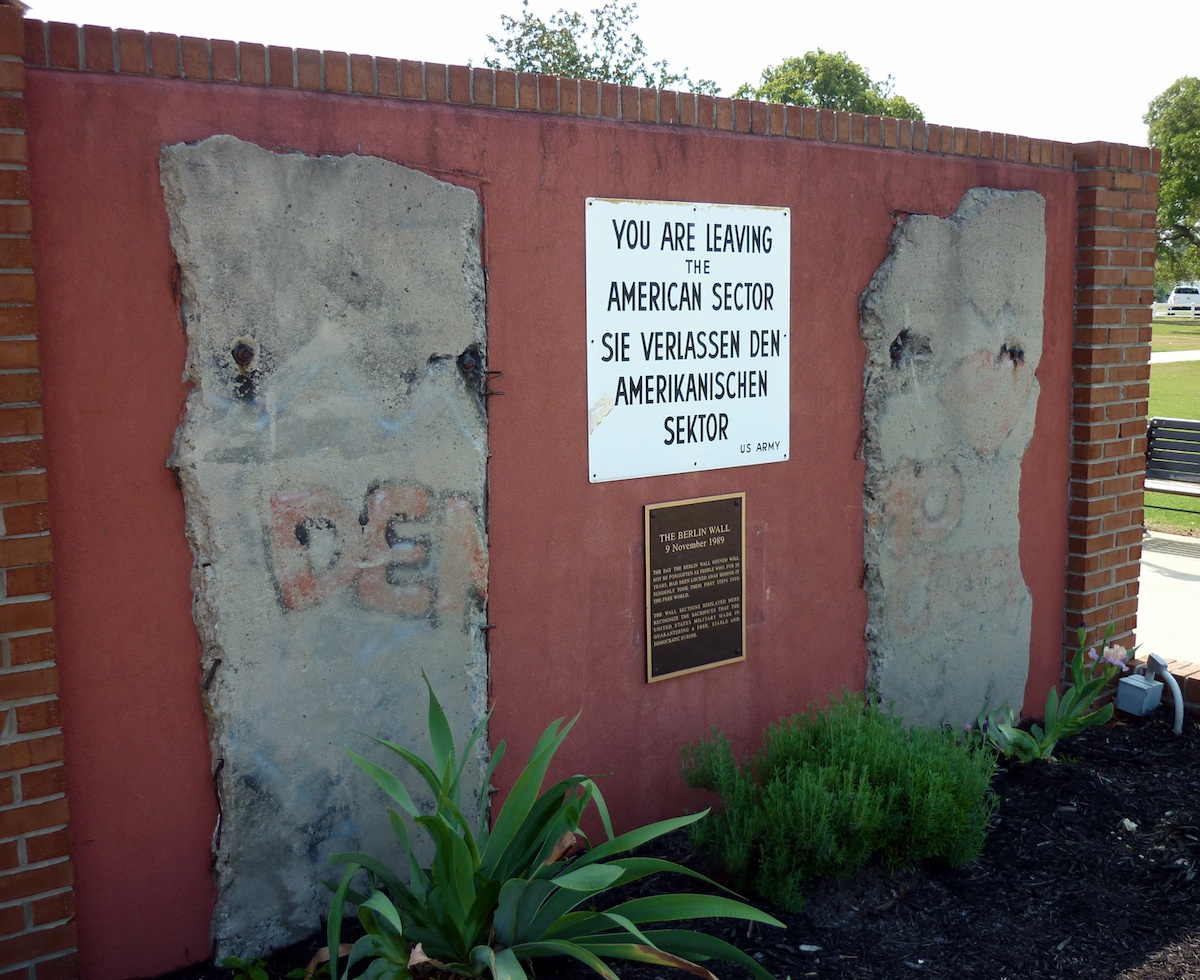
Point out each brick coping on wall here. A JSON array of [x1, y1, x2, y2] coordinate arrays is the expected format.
[[23, 17, 1091, 166], [0, 13, 1161, 979]]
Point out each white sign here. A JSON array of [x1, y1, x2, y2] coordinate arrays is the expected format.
[[586, 198, 790, 483]]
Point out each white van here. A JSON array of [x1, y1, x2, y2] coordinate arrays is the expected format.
[[1167, 285, 1200, 317]]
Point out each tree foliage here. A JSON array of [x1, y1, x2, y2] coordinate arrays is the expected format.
[[485, 0, 717, 94], [733, 49, 923, 120], [1145, 77, 1200, 286]]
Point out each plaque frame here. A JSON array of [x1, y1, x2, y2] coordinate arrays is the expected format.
[[644, 493, 746, 682]]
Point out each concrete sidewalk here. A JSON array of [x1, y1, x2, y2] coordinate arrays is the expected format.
[[1137, 530, 1200, 665], [1151, 350, 1200, 364]]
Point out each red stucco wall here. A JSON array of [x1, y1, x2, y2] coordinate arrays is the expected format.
[[25, 69, 1073, 976]]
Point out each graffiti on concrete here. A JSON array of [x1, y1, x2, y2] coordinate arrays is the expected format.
[[268, 483, 486, 619], [161, 136, 488, 958], [861, 188, 1046, 727]]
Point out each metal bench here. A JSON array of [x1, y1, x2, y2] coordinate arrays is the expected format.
[[1146, 417, 1200, 498]]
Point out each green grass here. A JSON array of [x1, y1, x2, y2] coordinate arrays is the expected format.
[[1149, 360, 1200, 418], [1151, 317, 1200, 353], [1146, 358, 1200, 535]]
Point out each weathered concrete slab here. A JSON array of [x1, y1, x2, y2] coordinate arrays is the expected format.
[[161, 136, 488, 957], [861, 188, 1045, 727]]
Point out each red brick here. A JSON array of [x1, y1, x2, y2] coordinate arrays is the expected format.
[[518, 72, 541, 111], [15, 699, 62, 735], [425, 62, 447, 102], [32, 951, 80, 980], [295, 48, 321, 91], [580, 79, 602, 117], [211, 39, 237, 82], [0, 903, 22, 937], [1071, 460, 1118, 480], [0, 333, 32, 367], [0, 369, 41, 407], [0, 9, 19, 60], [444, 64, 465, 104], [240, 43, 266, 85], [0, 535, 52, 568], [0, 662, 57, 699], [31, 891, 74, 927], [600, 82, 619, 118], [0, 796, 68, 838], [24, 826, 70, 865], [803, 107, 820, 140], [0, 439, 43, 475], [733, 98, 751, 132], [0, 733, 62, 772], [0, 166, 29, 200], [0, 920, 76, 965], [697, 94, 714, 127], [180, 36, 209, 80], [20, 766, 65, 802], [819, 109, 835, 141], [400, 60, 423, 100], [781, 104, 799, 137], [350, 54, 374, 95], [377, 57, 399, 98], [0, 237, 33, 269], [561, 79, 580, 115], [0, 474, 46, 506], [1078, 208, 1112, 228], [0, 840, 17, 871], [324, 52, 349, 94], [539, 75, 559, 113], [0, 408, 41, 439], [82, 25, 115, 72], [0, 96, 25, 131], [3, 502, 48, 536], [714, 96, 732, 130], [0, 60, 22, 93], [1076, 308, 1122, 326], [0, 273, 36, 304], [492, 68, 517, 109], [768, 103, 785, 136], [23, 18, 45, 67], [0, 206, 32, 239], [149, 32, 179, 78], [0, 597, 52, 633], [750, 100, 767, 134], [0, 133, 24, 166], [621, 85, 640, 122], [267, 45, 293, 87], [116, 29, 147, 73], [47, 22, 79, 70]]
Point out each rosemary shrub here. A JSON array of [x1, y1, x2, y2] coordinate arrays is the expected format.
[[681, 691, 998, 911]]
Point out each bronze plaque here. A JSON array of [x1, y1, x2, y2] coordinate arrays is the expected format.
[[645, 493, 745, 682]]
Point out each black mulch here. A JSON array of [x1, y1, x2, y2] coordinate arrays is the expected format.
[[152, 711, 1200, 980]]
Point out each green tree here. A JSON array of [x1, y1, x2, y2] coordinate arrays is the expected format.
[[1145, 77, 1200, 288], [733, 49, 923, 120], [485, 0, 717, 94]]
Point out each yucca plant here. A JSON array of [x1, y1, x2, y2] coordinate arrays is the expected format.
[[328, 677, 782, 980]]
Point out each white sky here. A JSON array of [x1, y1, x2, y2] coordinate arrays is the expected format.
[[23, 0, 1199, 147]]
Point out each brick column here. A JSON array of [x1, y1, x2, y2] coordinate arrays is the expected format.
[[0, 5, 77, 979], [1066, 142, 1159, 654]]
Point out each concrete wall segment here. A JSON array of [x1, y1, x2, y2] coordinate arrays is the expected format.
[[161, 135, 489, 956], [860, 188, 1047, 726]]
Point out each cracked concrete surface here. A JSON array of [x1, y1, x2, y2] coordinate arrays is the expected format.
[[861, 188, 1046, 727], [161, 136, 489, 957]]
